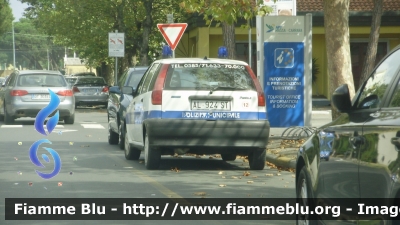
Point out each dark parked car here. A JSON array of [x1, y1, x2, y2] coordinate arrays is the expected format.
[[0, 70, 75, 124], [296, 44, 400, 224], [72, 76, 109, 108], [70, 72, 96, 77], [65, 76, 78, 87], [108, 67, 148, 148]]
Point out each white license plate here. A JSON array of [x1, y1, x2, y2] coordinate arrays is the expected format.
[[83, 89, 97, 93], [31, 94, 50, 99], [191, 100, 231, 110]]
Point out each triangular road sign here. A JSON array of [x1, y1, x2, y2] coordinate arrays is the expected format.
[[157, 23, 188, 51]]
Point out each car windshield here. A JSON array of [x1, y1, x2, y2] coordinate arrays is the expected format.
[[127, 70, 146, 88], [17, 74, 66, 87], [76, 77, 106, 86], [164, 63, 256, 90]]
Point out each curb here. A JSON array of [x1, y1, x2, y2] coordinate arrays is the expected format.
[[265, 153, 297, 170]]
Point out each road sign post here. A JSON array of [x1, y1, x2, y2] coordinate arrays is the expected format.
[[109, 31, 125, 85], [256, 14, 312, 127], [157, 23, 187, 58]]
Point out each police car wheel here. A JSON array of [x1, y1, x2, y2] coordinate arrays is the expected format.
[[144, 132, 161, 170], [124, 129, 140, 160], [248, 149, 266, 170], [221, 154, 237, 161]]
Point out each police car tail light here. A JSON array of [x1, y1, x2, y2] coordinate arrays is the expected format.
[[258, 93, 266, 107], [245, 66, 265, 107], [151, 64, 169, 105]]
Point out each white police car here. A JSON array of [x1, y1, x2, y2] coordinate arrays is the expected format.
[[123, 57, 270, 170]]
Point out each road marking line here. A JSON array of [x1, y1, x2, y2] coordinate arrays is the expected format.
[[81, 124, 105, 129], [1, 125, 23, 128], [43, 125, 64, 128]]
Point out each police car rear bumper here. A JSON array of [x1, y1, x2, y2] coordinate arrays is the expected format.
[[144, 119, 270, 150]]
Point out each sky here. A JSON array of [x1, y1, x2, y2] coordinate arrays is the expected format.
[[9, 0, 29, 22]]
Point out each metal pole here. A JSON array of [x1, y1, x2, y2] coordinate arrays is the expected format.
[[248, 19, 252, 69], [47, 48, 49, 70], [12, 22, 16, 70], [114, 30, 118, 85], [172, 50, 175, 58], [115, 57, 118, 85]]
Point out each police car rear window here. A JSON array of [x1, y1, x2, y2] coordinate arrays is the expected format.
[[164, 63, 256, 90]]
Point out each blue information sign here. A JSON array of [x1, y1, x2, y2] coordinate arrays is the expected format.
[[264, 42, 304, 127]]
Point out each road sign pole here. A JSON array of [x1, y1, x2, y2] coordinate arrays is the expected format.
[[172, 50, 175, 58], [115, 57, 118, 85]]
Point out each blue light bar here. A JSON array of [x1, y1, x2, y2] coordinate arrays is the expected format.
[[218, 46, 228, 58], [162, 45, 172, 58]]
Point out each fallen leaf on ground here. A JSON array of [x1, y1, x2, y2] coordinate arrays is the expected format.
[[193, 192, 207, 196], [247, 181, 254, 184], [265, 173, 274, 176], [218, 171, 223, 175], [219, 184, 226, 187], [243, 171, 251, 176], [171, 167, 180, 172]]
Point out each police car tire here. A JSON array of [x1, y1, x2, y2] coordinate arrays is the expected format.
[[221, 154, 237, 161], [144, 133, 161, 170], [249, 149, 266, 170], [124, 129, 140, 160]]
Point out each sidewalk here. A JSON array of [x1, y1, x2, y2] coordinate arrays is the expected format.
[[265, 109, 332, 170]]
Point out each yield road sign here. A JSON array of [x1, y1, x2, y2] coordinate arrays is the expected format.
[[157, 23, 188, 51]]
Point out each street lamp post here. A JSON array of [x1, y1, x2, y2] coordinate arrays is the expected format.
[[12, 22, 16, 70]]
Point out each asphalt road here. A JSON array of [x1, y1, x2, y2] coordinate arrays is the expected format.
[[0, 107, 296, 225]]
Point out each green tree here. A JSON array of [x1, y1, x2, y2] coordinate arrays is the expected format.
[[0, 0, 13, 36], [0, 18, 63, 70], [359, 0, 383, 85], [21, 0, 188, 82], [323, 0, 355, 120], [180, 0, 272, 59]]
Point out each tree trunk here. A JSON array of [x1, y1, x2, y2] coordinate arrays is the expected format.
[[221, 22, 236, 59], [139, 0, 153, 66], [359, 0, 383, 85], [97, 62, 113, 86], [323, 0, 355, 120]]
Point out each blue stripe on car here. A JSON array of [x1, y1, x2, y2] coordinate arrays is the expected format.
[[126, 111, 267, 124]]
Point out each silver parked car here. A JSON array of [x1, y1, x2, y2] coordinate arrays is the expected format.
[[72, 76, 109, 108], [0, 70, 75, 124]]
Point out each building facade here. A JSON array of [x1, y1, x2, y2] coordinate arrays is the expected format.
[[174, 0, 400, 99]]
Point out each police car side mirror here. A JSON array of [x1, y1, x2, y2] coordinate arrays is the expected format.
[[332, 84, 352, 112], [122, 86, 135, 95]]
